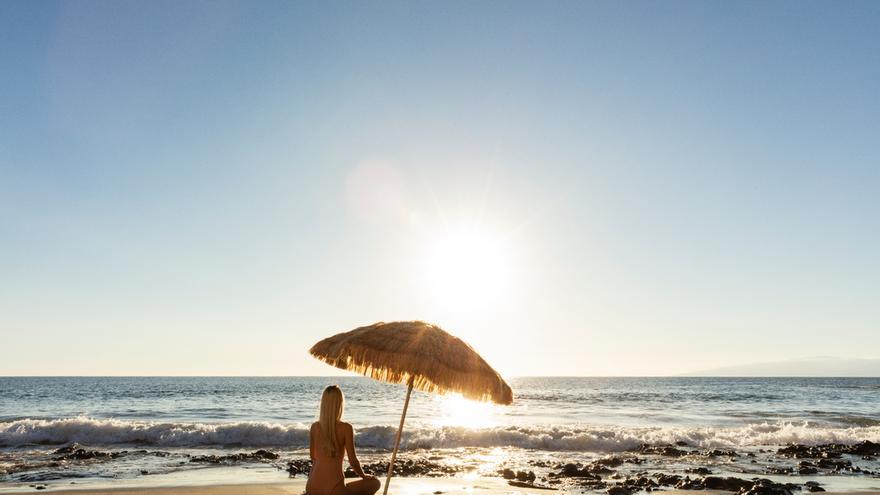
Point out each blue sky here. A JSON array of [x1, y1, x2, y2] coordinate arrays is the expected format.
[[1, 1, 878, 376]]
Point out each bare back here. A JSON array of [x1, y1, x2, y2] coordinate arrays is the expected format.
[[306, 421, 379, 495], [307, 421, 350, 495]]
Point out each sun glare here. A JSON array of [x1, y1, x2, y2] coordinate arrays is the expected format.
[[433, 394, 498, 428], [422, 226, 514, 309]]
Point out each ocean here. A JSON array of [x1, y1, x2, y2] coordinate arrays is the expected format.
[[2, 377, 879, 491]]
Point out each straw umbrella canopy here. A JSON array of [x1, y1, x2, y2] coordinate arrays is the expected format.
[[309, 321, 512, 495]]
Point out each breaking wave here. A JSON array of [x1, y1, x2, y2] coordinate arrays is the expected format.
[[2, 417, 880, 451]]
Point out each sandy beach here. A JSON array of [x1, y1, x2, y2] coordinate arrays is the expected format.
[[1, 479, 878, 495], [5, 485, 303, 495], [2, 467, 880, 495], [0, 475, 508, 495]]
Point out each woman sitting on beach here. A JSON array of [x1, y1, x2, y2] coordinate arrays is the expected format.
[[306, 385, 381, 495]]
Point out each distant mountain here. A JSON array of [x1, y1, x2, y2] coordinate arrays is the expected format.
[[681, 356, 880, 377]]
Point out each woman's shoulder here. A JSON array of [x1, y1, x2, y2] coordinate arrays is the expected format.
[[337, 421, 353, 432]]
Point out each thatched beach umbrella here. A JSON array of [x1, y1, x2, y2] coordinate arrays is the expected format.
[[309, 321, 512, 495]]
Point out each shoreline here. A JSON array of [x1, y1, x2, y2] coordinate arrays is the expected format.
[[4, 442, 880, 495], [2, 464, 880, 495], [1, 478, 879, 495]]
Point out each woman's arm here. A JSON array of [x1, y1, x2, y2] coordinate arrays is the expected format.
[[309, 422, 317, 460], [344, 423, 372, 479]]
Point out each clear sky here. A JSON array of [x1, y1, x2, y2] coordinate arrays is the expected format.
[[1, 1, 878, 377]]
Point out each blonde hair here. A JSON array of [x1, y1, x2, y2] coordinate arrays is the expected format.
[[318, 385, 344, 457]]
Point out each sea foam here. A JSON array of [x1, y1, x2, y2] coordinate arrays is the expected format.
[[2, 417, 879, 450]]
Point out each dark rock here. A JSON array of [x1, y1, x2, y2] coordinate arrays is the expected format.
[[817, 458, 851, 471], [595, 457, 624, 467], [515, 471, 536, 482], [777, 441, 880, 460], [704, 449, 738, 457], [621, 476, 657, 489], [286, 459, 312, 477], [607, 486, 633, 495], [797, 461, 818, 475], [777, 445, 838, 459], [253, 450, 279, 460], [703, 476, 753, 491], [673, 475, 755, 492], [359, 458, 459, 477], [583, 462, 616, 475], [637, 444, 689, 457], [52, 446, 115, 461], [652, 473, 681, 486], [685, 467, 712, 475], [675, 441, 690, 447], [850, 441, 880, 456], [52, 444, 82, 455], [741, 478, 800, 495], [561, 463, 580, 476], [502, 469, 516, 480], [767, 466, 793, 475], [554, 463, 600, 479], [675, 477, 701, 490], [507, 481, 555, 490], [190, 450, 281, 465]]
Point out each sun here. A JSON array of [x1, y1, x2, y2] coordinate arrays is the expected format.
[[432, 393, 499, 428], [421, 225, 514, 309]]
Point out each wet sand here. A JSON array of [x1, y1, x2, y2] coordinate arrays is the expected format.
[[2, 482, 878, 495], [2, 475, 879, 495], [8, 486, 301, 495]]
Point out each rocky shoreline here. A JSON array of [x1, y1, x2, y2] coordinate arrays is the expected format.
[[499, 441, 880, 495], [243, 440, 880, 495], [2, 441, 879, 493]]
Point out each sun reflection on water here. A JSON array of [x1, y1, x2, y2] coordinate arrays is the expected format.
[[432, 394, 499, 429]]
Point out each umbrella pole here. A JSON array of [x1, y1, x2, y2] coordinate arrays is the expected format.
[[383, 376, 414, 495]]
